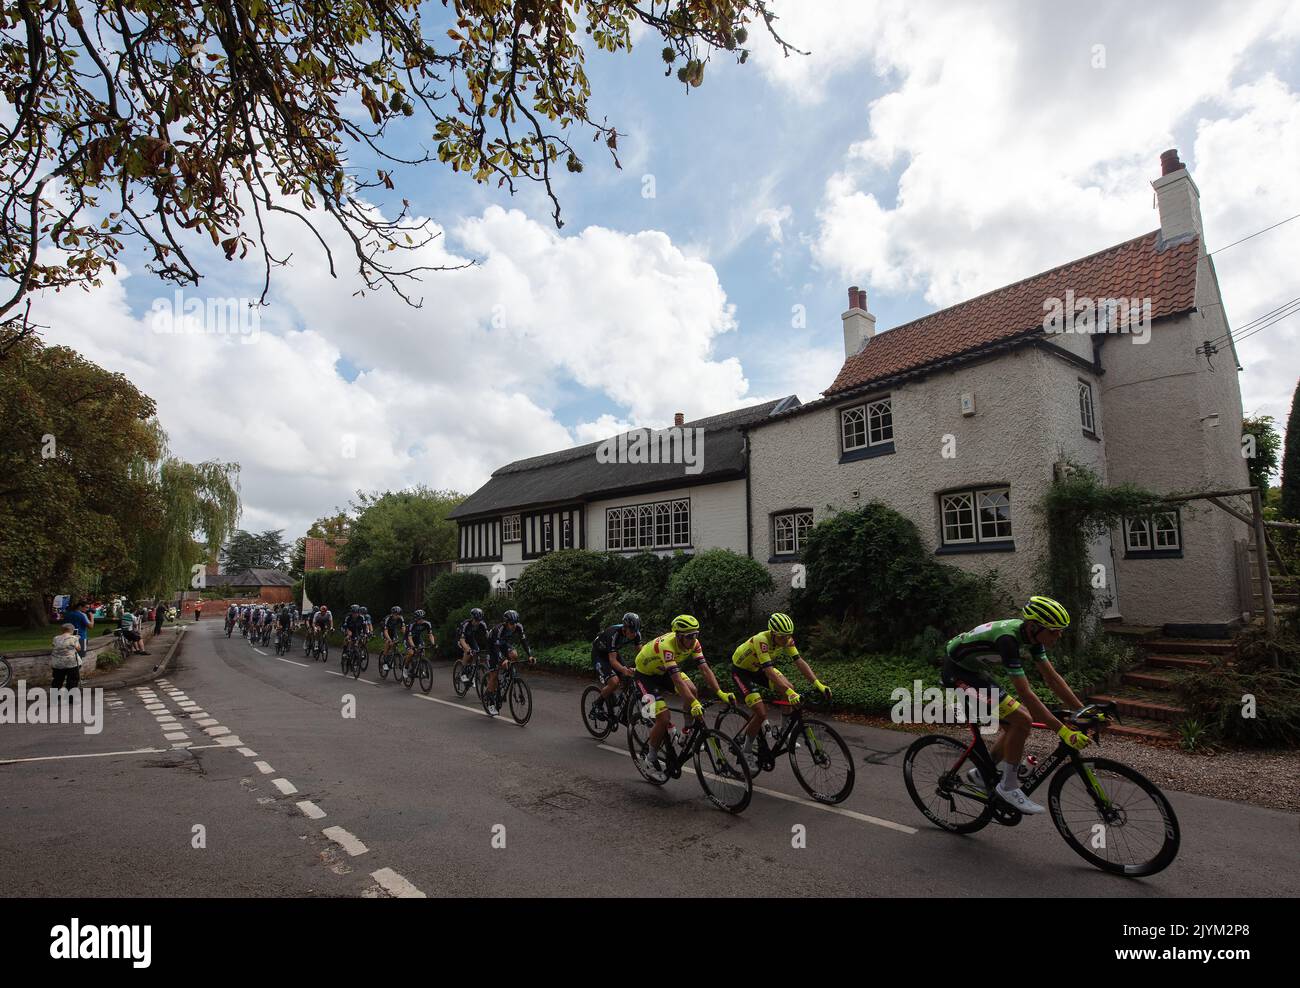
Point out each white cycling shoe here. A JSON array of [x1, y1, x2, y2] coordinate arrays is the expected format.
[[995, 784, 1045, 814]]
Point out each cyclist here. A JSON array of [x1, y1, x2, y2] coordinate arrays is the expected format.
[[360, 606, 373, 641], [454, 607, 490, 686], [341, 604, 367, 659], [404, 609, 435, 676], [311, 603, 333, 654], [943, 595, 1090, 814], [484, 610, 534, 717], [275, 604, 293, 649], [729, 613, 831, 770], [380, 606, 406, 676], [225, 603, 238, 635], [633, 615, 734, 777], [589, 612, 642, 724]]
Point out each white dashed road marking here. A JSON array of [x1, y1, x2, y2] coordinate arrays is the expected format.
[[371, 868, 425, 898], [271, 778, 298, 795], [254, 761, 275, 775], [296, 800, 326, 820], [323, 827, 368, 857]]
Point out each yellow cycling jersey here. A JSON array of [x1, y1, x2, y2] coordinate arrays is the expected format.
[[731, 630, 799, 672], [635, 632, 705, 677]]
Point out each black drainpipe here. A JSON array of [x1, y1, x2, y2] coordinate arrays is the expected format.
[[742, 428, 753, 559]]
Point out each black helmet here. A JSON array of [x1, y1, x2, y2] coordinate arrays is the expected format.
[[350, 604, 360, 612], [622, 612, 641, 632], [414, 609, 425, 619], [470, 607, 484, 621], [391, 606, 402, 615], [503, 609, 519, 623]]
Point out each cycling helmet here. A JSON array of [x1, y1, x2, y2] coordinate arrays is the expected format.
[[1022, 595, 1070, 630], [360, 606, 368, 614], [621, 612, 641, 633], [671, 614, 700, 634], [391, 606, 402, 615], [768, 612, 795, 635], [350, 604, 360, 612], [414, 609, 425, 619], [503, 609, 520, 623], [470, 607, 484, 621]]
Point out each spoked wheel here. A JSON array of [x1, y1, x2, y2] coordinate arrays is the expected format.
[[472, 665, 486, 701], [360, 642, 370, 672], [626, 709, 668, 786], [350, 649, 362, 680], [581, 685, 616, 739], [379, 650, 392, 680], [713, 705, 751, 746], [788, 718, 855, 804], [903, 734, 995, 834], [508, 676, 532, 725], [320, 640, 329, 663], [417, 658, 433, 693], [1048, 757, 1180, 877], [451, 660, 470, 697], [402, 659, 416, 689], [692, 727, 753, 814]]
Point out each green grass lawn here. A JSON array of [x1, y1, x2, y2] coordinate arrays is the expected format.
[[0, 619, 178, 653]]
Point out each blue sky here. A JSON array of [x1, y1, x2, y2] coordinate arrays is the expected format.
[[33, 0, 1300, 535]]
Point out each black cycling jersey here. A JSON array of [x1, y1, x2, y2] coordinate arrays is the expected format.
[[277, 610, 292, 626], [592, 623, 642, 658], [384, 615, 405, 637], [488, 621, 530, 655], [342, 613, 367, 633], [408, 619, 433, 646], [455, 618, 489, 649]]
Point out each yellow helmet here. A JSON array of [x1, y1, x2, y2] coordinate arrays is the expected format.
[[1022, 595, 1070, 630], [671, 614, 700, 634], [768, 612, 795, 635]]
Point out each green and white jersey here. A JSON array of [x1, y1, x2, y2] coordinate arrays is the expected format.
[[945, 618, 1046, 676]]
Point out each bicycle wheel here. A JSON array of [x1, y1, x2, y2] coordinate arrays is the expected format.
[[713, 704, 751, 745], [693, 727, 753, 814], [581, 685, 616, 739], [1048, 757, 1180, 877], [350, 649, 362, 680], [402, 658, 416, 689], [451, 660, 469, 697], [902, 735, 995, 834], [360, 641, 370, 672], [320, 639, 329, 662], [626, 706, 668, 787], [379, 649, 391, 680], [508, 676, 532, 725], [472, 664, 486, 701], [418, 658, 433, 693], [788, 718, 855, 804]]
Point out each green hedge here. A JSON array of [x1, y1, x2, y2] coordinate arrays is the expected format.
[[426, 571, 491, 625]]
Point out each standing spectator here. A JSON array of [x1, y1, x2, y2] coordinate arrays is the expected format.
[[194, 600, 203, 622], [50, 623, 83, 689], [154, 602, 165, 637], [64, 600, 93, 658]]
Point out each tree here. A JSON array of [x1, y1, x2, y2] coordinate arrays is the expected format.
[[1243, 414, 1282, 501], [222, 529, 289, 571], [132, 457, 241, 599], [1282, 379, 1300, 520], [0, 1, 797, 343], [338, 487, 462, 575]]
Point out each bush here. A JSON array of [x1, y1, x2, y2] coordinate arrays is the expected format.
[[590, 551, 690, 633], [1055, 632, 1136, 695], [304, 569, 347, 613], [426, 571, 491, 625], [343, 559, 400, 616], [791, 503, 1013, 652], [437, 595, 511, 658], [513, 549, 620, 644], [1180, 663, 1300, 747], [667, 548, 774, 645], [533, 640, 594, 674]]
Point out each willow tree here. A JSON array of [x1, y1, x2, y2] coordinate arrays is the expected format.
[[0, 0, 798, 350]]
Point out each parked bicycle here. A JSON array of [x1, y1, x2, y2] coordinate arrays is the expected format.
[[627, 698, 753, 814], [580, 676, 638, 740], [480, 656, 532, 724], [902, 700, 1180, 876], [112, 628, 132, 663], [714, 694, 855, 804]]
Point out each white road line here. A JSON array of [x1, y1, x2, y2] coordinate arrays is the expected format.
[[371, 867, 425, 898], [164, 732, 189, 741], [271, 778, 298, 795], [253, 649, 267, 655], [325, 670, 379, 686], [171, 742, 192, 749], [237, 747, 258, 757], [275, 657, 310, 668], [296, 800, 326, 820], [195, 718, 219, 727], [204, 726, 231, 736], [595, 744, 917, 835], [253, 760, 275, 775], [322, 826, 368, 857], [216, 736, 243, 747], [1, 747, 163, 764]]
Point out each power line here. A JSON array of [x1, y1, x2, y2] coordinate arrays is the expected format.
[[1231, 305, 1299, 346], [1208, 212, 1300, 256], [1203, 294, 1300, 347]]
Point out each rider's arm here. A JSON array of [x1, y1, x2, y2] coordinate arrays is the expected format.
[[763, 662, 794, 694], [1035, 657, 1085, 711], [997, 635, 1065, 730]]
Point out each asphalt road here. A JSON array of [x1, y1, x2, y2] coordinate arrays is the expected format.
[[3, 621, 1297, 897]]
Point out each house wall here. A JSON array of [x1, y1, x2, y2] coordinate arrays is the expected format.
[[1099, 256, 1249, 627]]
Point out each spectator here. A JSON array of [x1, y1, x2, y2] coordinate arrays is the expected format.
[[119, 608, 147, 656], [193, 600, 202, 621], [154, 602, 165, 637], [50, 623, 83, 689], [63, 600, 93, 658]]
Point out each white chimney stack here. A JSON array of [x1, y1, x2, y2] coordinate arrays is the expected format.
[[1152, 148, 1203, 245], [841, 286, 876, 358]]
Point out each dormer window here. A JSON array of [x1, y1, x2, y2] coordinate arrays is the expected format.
[[839, 396, 895, 462]]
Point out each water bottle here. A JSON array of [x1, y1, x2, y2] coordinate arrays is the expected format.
[[639, 693, 656, 724], [669, 725, 686, 750]]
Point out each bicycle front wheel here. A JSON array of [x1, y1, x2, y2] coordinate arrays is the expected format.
[[626, 708, 667, 787], [788, 718, 855, 804], [713, 704, 751, 746], [903, 734, 994, 834], [418, 658, 433, 693], [581, 685, 615, 739], [350, 650, 362, 680], [1048, 757, 1180, 877], [508, 676, 532, 725], [451, 660, 469, 697], [693, 728, 753, 814]]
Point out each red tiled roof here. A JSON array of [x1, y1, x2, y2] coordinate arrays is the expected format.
[[824, 231, 1200, 396]]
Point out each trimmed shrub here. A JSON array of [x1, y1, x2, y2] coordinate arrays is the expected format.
[[438, 595, 510, 658], [426, 571, 491, 625], [667, 548, 775, 645], [512, 549, 620, 644], [344, 559, 400, 616], [304, 569, 347, 614]]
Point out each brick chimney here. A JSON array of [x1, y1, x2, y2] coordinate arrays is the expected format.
[[841, 285, 876, 358], [673, 412, 684, 427], [1152, 148, 1203, 245]]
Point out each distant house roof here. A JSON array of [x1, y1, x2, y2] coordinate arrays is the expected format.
[[823, 230, 1200, 398], [448, 397, 801, 521], [214, 568, 294, 588]]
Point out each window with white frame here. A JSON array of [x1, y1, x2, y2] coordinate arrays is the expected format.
[[605, 498, 691, 550], [940, 487, 1012, 547], [1125, 511, 1180, 554], [841, 406, 866, 451], [1078, 380, 1096, 435], [772, 510, 813, 556], [867, 397, 893, 445], [841, 397, 893, 452], [502, 514, 521, 542]]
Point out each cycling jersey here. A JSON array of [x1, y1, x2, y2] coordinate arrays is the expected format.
[[456, 618, 488, 649], [342, 613, 366, 634], [488, 621, 530, 656], [408, 619, 433, 646], [383, 615, 405, 638], [946, 619, 1045, 677], [313, 609, 332, 627], [635, 632, 704, 677], [592, 623, 642, 658], [731, 630, 799, 672], [276, 609, 292, 626]]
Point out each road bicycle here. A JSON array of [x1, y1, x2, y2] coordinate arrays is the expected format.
[[342, 634, 370, 673], [627, 698, 753, 814], [480, 654, 532, 724], [402, 643, 433, 693], [378, 640, 405, 682], [451, 650, 485, 700], [902, 700, 1180, 877], [0, 654, 12, 690], [225, 618, 235, 638], [714, 694, 855, 804], [341, 639, 363, 680], [112, 628, 133, 663], [580, 674, 638, 740], [274, 626, 291, 656], [311, 630, 330, 663]]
